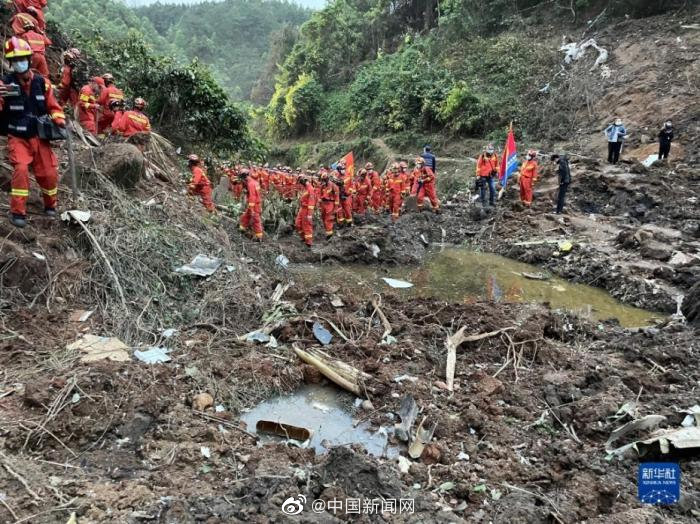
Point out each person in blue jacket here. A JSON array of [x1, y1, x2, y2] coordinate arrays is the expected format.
[[604, 118, 627, 164], [420, 145, 436, 172]]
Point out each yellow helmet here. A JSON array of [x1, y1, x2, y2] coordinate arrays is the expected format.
[[4, 37, 32, 59]]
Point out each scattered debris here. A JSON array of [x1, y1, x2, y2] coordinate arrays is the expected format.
[[275, 254, 290, 269], [393, 375, 418, 384], [200, 446, 211, 459], [381, 277, 413, 289], [395, 395, 419, 442], [60, 209, 91, 223], [256, 420, 312, 442], [445, 327, 515, 391], [642, 154, 659, 167], [67, 334, 130, 363], [69, 309, 94, 322], [420, 234, 429, 246], [134, 346, 172, 364], [32, 252, 46, 261], [175, 254, 222, 277], [521, 272, 549, 280], [560, 38, 608, 70], [312, 321, 333, 345], [678, 405, 700, 427], [397, 455, 411, 474], [330, 296, 344, 308], [408, 416, 438, 459], [161, 328, 177, 338], [557, 240, 573, 252]]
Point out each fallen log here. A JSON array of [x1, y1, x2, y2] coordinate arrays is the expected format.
[[293, 345, 362, 396]]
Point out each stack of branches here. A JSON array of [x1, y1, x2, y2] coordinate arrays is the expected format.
[[64, 172, 260, 345]]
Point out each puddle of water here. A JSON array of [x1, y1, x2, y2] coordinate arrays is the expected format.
[[293, 248, 663, 328], [240, 384, 396, 457]]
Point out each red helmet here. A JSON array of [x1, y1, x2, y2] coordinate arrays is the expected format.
[[4, 37, 32, 59], [134, 97, 146, 110], [102, 73, 114, 83]]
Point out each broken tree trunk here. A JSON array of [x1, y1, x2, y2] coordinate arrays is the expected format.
[[293, 345, 363, 396]]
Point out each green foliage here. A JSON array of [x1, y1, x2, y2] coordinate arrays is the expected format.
[[135, 0, 311, 100], [282, 73, 323, 135]]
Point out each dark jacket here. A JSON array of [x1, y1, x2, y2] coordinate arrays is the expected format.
[[557, 156, 571, 185], [421, 151, 436, 172], [658, 129, 673, 147]]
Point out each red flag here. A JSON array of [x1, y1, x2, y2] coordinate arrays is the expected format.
[[499, 124, 518, 187], [341, 152, 354, 177]]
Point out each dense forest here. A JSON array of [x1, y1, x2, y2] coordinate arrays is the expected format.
[[263, 0, 689, 141], [135, 0, 312, 100]]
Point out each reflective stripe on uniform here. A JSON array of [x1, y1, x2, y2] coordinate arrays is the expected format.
[[127, 114, 148, 124], [41, 187, 58, 196], [50, 111, 65, 119], [11, 188, 29, 197]]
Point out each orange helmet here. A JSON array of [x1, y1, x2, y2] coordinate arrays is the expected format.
[[527, 149, 538, 157], [102, 73, 114, 83], [399, 161, 407, 169], [4, 37, 32, 59], [188, 154, 200, 163], [134, 97, 146, 110], [365, 162, 373, 169], [21, 17, 35, 30], [415, 157, 425, 165]]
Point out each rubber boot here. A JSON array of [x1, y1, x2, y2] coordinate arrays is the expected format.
[[45, 208, 57, 217], [10, 214, 27, 228]]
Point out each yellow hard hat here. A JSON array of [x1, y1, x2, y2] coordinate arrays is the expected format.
[[4, 37, 32, 59]]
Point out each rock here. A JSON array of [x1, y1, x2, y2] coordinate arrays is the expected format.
[[302, 364, 323, 384], [361, 399, 374, 411], [669, 252, 696, 267], [681, 281, 700, 327], [192, 392, 214, 411], [23, 381, 52, 408], [420, 443, 442, 465], [640, 239, 673, 261], [76, 143, 145, 189], [471, 373, 503, 397]]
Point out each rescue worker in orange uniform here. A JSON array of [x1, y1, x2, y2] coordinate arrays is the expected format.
[[295, 175, 316, 247], [58, 48, 81, 107], [354, 168, 371, 215], [366, 162, 383, 212], [187, 154, 215, 213], [15, 17, 50, 78], [476, 143, 499, 207], [398, 161, 412, 194], [226, 166, 243, 200], [0, 37, 65, 228], [111, 97, 151, 138], [239, 169, 264, 240], [517, 149, 539, 207], [10, 12, 38, 36], [14, 1, 47, 32], [78, 77, 102, 134], [319, 170, 339, 240], [335, 161, 354, 226], [411, 157, 440, 213], [97, 73, 124, 133], [385, 164, 405, 222]]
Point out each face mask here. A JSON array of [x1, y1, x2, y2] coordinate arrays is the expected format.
[[13, 60, 29, 73], [615, 120, 622, 126]]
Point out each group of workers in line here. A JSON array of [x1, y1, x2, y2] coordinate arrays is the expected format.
[[186, 152, 442, 246], [1, 0, 152, 227], [185, 141, 574, 247], [604, 118, 675, 164]]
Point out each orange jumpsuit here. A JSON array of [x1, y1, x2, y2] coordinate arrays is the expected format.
[[97, 84, 124, 133], [0, 71, 65, 217], [11, 13, 38, 36], [295, 180, 316, 246], [386, 173, 405, 221], [18, 29, 51, 78], [353, 174, 371, 214], [411, 166, 440, 211], [188, 165, 215, 212], [240, 176, 263, 239], [112, 110, 151, 138], [58, 64, 78, 107], [368, 170, 383, 212], [337, 172, 354, 225], [319, 180, 340, 238], [518, 160, 538, 206], [78, 85, 99, 134], [227, 170, 243, 199], [14, 0, 46, 31]]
